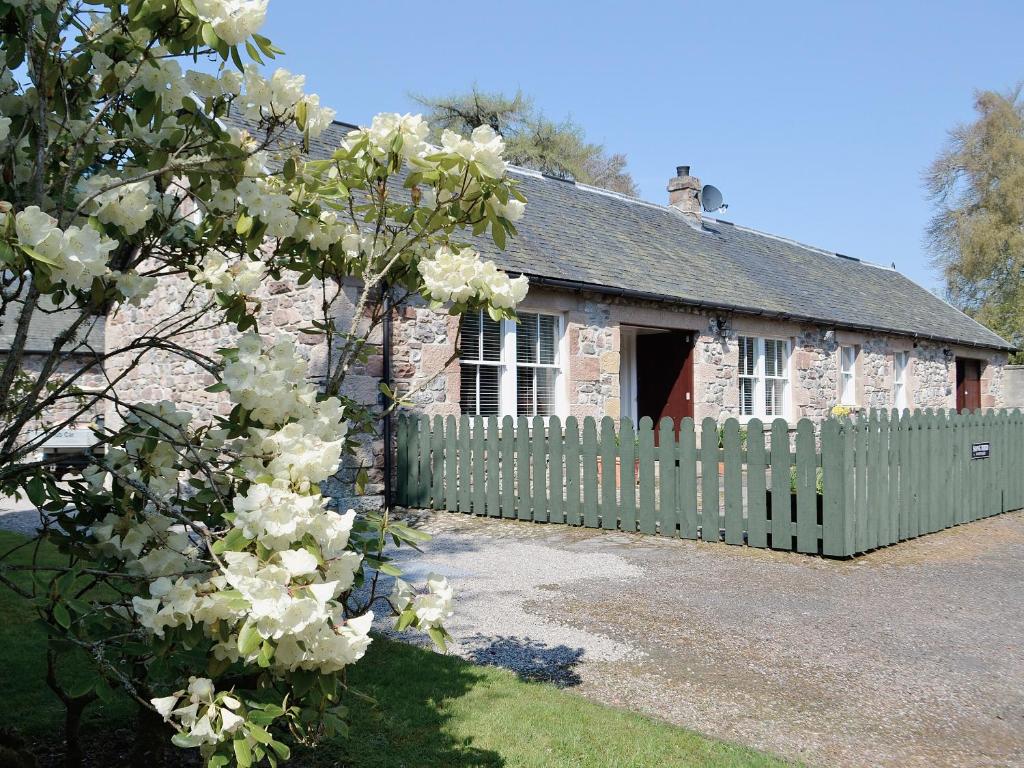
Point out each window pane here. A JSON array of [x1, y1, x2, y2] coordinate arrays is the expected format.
[[766, 380, 785, 417], [538, 315, 557, 365], [479, 364, 500, 415], [535, 368, 557, 416], [481, 314, 501, 361], [517, 313, 538, 364], [765, 339, 786, 379], [516, 366, 535, 416], [460, 363, 477, 415], [740, 378, 754, 416], [460, 311, 479, 361], [738, 337, 755, 376]]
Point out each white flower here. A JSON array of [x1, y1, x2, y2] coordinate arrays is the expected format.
[[418, 245, 528, 309], [390, 578, 415, 612], [219, 708, 244, 733], [152, 695, 179, 720], [412, 573, 454, 628], [187, 676, 215, 703], [194, 0, 268, 46], [277, 548, 318, 578], [113, 270, 157, 305]]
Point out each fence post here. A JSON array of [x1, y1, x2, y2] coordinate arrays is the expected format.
[[600, 416, 618, 530], [564, 416, 582, 526], [658, 417, 678, 537], [417, 414, 431, 508], [549, 416, 564, 525], [769, 418, 791, 551], [637, 417, 656, 535], [431, 415, 444, 509], [486, 416, 500, 518], [746, 418, 768, 548], [458, 415, 471, 514], [500, 415, 515, 518], [700, 417, 719, 543], [678, 417, 699, 540], [533, 415, 549, 523], [620, 417, 637, 533], [445, 415, 458, 512], [821, 417, 847, 556], [582, 417, 599, 528], [516, 416, 531, 521], [722, 418, 743, 545], [396, 414, 409, 507], [795, 418, 818, 553]]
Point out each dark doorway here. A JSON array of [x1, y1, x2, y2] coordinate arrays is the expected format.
[[635, 330, 694, 434], [956, 358, 982, 413]]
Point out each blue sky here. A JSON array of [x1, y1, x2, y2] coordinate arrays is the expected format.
[[259, 0, 1022, 291]]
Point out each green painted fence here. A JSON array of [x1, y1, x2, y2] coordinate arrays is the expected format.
[[396, 409, 1024, 557]]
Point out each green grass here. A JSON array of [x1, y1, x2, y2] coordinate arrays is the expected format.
[[0, 531, 792, 767]]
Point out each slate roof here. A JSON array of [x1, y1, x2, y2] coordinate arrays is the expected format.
[[256, 118, 1015, 351], [0, 294, 105, 354]]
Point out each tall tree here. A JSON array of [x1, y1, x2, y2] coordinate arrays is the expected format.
[[415, 87, 639, 196], [927, 87, 1024, 360]]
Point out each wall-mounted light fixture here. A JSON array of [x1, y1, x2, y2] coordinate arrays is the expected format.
[[713, 315, 731, 340], [943, 348, 954, 362]]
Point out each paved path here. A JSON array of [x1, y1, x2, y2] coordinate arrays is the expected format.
[[388, 509, 1024, 768]]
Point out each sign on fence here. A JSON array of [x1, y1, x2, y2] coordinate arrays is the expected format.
[[396, 409, 1024, 558]]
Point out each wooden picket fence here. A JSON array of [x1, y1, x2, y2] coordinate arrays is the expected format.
[[395, 409, 1024, 557]]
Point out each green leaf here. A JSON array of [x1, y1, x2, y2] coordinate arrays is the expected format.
[[427, 626, 448, 651], [233, 738, 253, 768], [235, 213, 254, 236], [53, 603, 71, 629], [269, 741, 291, 760], [17, 243, 59, 267], [237, 619, 261, 656], [25, 475, 45, 506], [248, 725, 273, 745], [395, 608, 416, 631]]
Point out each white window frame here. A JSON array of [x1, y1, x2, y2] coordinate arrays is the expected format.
[[737, 335, 791, 421], [893, 351, 909, 412], [839, 345, 858, 405], [459, 310, 566, 419]]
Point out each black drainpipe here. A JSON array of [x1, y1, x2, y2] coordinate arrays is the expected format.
[[381, 282, 394, 510]]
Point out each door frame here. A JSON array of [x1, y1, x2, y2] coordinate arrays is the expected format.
[[619, 325, 695, 426]]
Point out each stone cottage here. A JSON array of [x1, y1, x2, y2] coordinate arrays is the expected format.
[[106, 120, 1014, 506]]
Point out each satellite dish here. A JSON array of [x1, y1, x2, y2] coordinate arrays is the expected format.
[[700, 184, 725, 212]]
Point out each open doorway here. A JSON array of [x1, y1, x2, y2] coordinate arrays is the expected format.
[[620, 326, 695, 433], [956, 358, 982, 412]]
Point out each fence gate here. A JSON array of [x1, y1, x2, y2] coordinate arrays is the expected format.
[[396, 409, 1024, 557]]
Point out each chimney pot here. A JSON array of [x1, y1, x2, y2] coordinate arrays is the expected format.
[[676, 165, 690, 177]]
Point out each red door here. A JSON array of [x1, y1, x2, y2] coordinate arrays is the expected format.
[[956, 358, 981, 413], [636, 331, 694, 435]]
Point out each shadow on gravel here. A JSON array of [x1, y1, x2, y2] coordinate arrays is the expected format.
[[466, 635, 585, 687]]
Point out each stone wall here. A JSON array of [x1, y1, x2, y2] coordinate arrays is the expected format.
[[389, 287, 1010, 425], [105, 273, 386, 510]]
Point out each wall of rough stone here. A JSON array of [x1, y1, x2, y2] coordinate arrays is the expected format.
[[105, 273, 386, 510], [390, 287, 1011, 425]]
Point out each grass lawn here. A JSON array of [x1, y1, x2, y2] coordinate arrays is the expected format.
[[0, 531, 793, 767]]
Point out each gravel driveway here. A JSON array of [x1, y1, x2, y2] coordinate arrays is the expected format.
[[388, 509, 1024, 768]]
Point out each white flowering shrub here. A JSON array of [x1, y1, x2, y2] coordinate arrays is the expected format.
[[0, 2, 526, 766]]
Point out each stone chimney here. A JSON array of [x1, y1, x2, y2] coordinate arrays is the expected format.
[[667, 165, 701, 221]]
